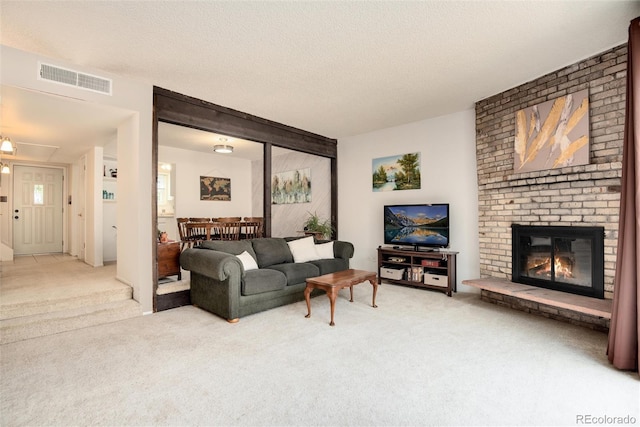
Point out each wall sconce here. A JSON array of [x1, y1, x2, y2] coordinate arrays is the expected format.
[[0, 162, 10, 174], [213, 144, 234, 154], [0, 136, 16, 154], [0, 136, 12, 173]]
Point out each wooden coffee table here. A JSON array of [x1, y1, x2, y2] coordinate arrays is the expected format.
[[304, 269, 378, 326]]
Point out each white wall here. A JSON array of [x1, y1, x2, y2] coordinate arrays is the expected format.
[[0, 168, 12, 259], [338, 109, 480, 292], [85, 147, 103, 267], [1, 45, 154, 312], [159, 145, 253, 230]]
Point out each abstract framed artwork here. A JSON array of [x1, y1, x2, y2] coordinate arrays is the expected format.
[[514, 89, 590, 173], [372, 152, 421, 192], [200, 176, 231, 201], [271, 168, 311, 204]]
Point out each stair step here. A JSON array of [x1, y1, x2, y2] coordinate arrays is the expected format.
[[0, 286, 133, 320], [0, 299, 142, 345]]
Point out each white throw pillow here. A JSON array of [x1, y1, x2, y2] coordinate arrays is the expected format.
[[287, 236, 320, 263], [236, 251, 258, 271], [315, 241, 334, 259]]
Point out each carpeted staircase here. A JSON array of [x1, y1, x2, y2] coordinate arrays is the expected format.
[[1, 285, 142, 345]]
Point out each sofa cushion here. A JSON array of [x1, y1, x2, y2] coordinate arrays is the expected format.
[[315, 241, 335, 259], [266, 262, 320, 286], [288, 236, 320, 263], [236, 251, 258, 271], [251, 238, 293, 268], [242, 269, 287, 296], [200, 240, 257, 260], [308, 258, 349, 276]]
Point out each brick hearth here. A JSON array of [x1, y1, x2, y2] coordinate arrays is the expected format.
[[463, 278, 611, 332]]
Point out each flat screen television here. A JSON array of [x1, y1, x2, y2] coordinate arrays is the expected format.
[[384, 203, 450, 250]]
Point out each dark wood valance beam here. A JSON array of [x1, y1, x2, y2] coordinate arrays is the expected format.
[[154, 87, 337, 158]]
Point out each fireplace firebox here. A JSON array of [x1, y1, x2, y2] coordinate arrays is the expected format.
[[511, 225, 604, 299]]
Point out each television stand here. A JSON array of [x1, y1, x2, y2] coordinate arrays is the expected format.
[[377, 246, 458, 296], [393, 246, 432, 252]]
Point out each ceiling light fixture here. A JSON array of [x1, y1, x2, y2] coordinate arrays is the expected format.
[[213, 144, 234, 154]]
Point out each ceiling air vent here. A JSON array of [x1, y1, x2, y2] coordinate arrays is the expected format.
[[39, 63, 112, 95]]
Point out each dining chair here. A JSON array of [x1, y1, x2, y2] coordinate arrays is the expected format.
[[177, 218, 199, 250], [217, 217, 242, 222], [208, 217, 238, 240], [217, 221, 241, 241], [241, 221, 263, 239], [242, 217, 264, 238], [186, 218, 211, 244]]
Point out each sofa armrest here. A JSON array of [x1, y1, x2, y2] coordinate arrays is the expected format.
[[180, 247, 243, 281], [333, 241, 354, 260]]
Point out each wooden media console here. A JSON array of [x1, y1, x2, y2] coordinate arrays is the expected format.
[[377, 246, 458, 297]]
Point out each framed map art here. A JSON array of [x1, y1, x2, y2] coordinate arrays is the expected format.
[[200, 176, 231, 201]]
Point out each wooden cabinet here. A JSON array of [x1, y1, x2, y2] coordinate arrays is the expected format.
[[158, 241, 181, 280], [377, 246, 458, 297]]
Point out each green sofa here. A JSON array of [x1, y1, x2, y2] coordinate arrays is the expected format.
[[180, 237, 354, 322]]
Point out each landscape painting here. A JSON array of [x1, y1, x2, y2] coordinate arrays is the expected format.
[[271, 168, 311, 204], [372, 152, 421, 192], [514, 89, 589, 172], [200, 176, 231, 201]]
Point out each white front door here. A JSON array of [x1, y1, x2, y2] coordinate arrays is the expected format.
[[13, 165, 64, 255]]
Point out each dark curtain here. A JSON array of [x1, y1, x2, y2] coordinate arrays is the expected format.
[[607, 17, 640, 375]]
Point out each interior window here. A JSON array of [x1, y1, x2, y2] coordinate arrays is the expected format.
[[157, 172, 168, 204], [157, 163, 174, 216], [33, 184, 44, 205]]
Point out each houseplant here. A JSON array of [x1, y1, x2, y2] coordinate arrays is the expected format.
[[302, 212, 334, 240]]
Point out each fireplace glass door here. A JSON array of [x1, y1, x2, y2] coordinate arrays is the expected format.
[[512, 225, 604, 299]]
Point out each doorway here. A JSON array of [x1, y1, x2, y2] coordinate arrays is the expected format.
[[152, 87, 339, 312], [12, 165, 64, 255]]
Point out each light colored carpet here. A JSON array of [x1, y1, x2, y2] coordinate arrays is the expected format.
[[1, 284, 638, 426], [0, 255, 131, 319], [157, 271, 190, 295], [1, 255, 141, 344]]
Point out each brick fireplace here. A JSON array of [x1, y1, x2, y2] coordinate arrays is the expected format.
[[511, 224, 605, 299], [474, 44, 626, 300]]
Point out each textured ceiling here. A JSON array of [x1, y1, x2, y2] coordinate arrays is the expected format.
[[0, 1, 638, 148]]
